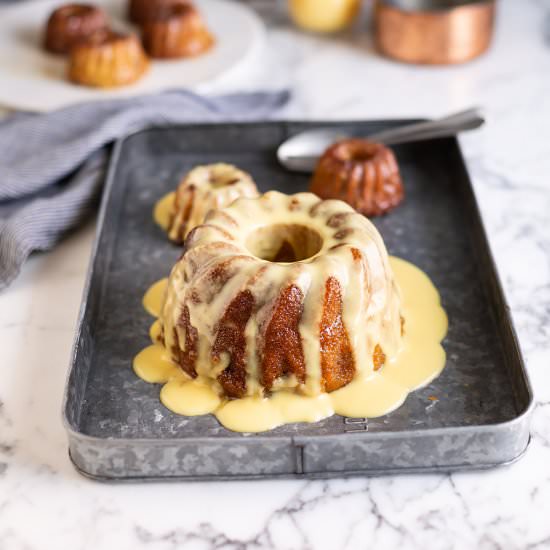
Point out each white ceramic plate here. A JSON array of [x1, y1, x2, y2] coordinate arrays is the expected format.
[[0, 0, 265, 111]]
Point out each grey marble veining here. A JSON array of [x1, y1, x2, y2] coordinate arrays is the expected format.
[[1, 0, 550, 548]]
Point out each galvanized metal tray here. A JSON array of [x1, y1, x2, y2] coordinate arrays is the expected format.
[[63, 121, 534, 481]]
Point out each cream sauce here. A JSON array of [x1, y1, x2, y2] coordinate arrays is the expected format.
[[142, 278, 168, 317], [149, 319, 162, 343], [153, 191, 176, 232], [133, 256, 447, 433]]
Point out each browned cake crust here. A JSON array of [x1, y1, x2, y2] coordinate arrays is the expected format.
[[172, 306, 198, 379], [141, 3, 214, 59], [68, 31, 149, 88], [213, 290, 255, 398], [319, 276, 355, 392], [44, 3, 109, 55], [259, 284, 307, 392], [310, 139, 405, 217], [128, 0, 185, 23]]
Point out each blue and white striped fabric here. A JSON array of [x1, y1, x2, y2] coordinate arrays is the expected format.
[[0, 89, 289, 291]]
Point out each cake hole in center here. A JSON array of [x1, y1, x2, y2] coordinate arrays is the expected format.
[[350, 149, 375, 162], [339, 141, 379, 162], [246, 224, 323, 262], [63, 5, 93, 16]]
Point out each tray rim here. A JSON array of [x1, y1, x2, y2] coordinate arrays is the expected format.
[[68, 439, 531, 483], [61, 121, 535, 474]]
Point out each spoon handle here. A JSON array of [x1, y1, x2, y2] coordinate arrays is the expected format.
[[367, 108, 484, 145]]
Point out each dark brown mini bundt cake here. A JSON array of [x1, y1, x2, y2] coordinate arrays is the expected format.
[[140, 2, 214, 58], [310, 139, 404, 217], [44, 3, 109, 55], [128, 0, 186, 23]]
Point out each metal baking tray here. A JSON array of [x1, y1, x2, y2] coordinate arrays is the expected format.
[[63, 121, 533, 481]]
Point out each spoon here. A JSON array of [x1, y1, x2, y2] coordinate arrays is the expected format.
[[277, 108, 484, 173]]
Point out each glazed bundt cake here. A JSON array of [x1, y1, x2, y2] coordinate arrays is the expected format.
[[68, 30, 149, 88], [159, 191, 403, 399], [141, 2, 214, 58], [310, 138, 404, 217], [155, 163, 259, 243], [44, 4, 109, 55]]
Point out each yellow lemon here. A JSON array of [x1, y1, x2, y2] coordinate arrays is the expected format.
[[289, 0, 361, 33]]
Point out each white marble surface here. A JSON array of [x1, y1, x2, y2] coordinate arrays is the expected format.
[[1, 0, 550, 548]]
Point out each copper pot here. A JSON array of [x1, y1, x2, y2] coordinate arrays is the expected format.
[[374, 0, 496, 65]]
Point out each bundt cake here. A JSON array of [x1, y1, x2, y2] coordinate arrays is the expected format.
[[141, 2, 214, 59], [44, 4, 109, 55], [159, 190, 403, 399], [310, 138, 404, 217], [155, 163, 259, 243], [128, 0, 184, 23], [68, 30, 149, 88]]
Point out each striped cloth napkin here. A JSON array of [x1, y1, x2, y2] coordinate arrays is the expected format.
[[0, 89, 289, 291]]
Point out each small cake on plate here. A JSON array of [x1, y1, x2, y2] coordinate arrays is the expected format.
[[44, 3, 109, 55], [128, 0, 183, 23], [68, 30, 149, 88], [141, 2, 215, 59]]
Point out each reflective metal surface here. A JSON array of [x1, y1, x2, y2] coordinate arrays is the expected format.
[[374, 0, 496, 64]]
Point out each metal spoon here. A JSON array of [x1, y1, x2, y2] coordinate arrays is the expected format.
[[277, 108, 484, 173]]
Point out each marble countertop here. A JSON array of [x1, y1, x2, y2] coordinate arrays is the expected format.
[[1, 0, 549, 548]]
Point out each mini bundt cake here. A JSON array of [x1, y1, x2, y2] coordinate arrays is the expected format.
[[44, 4, 109, 55], [155, 163, 259, 243], [128, 0, 184, 23], [68, 31, 149, 88], [160, 191, 403, 399], [141, 3, 214, 58], [310, 139, 404, 217]]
